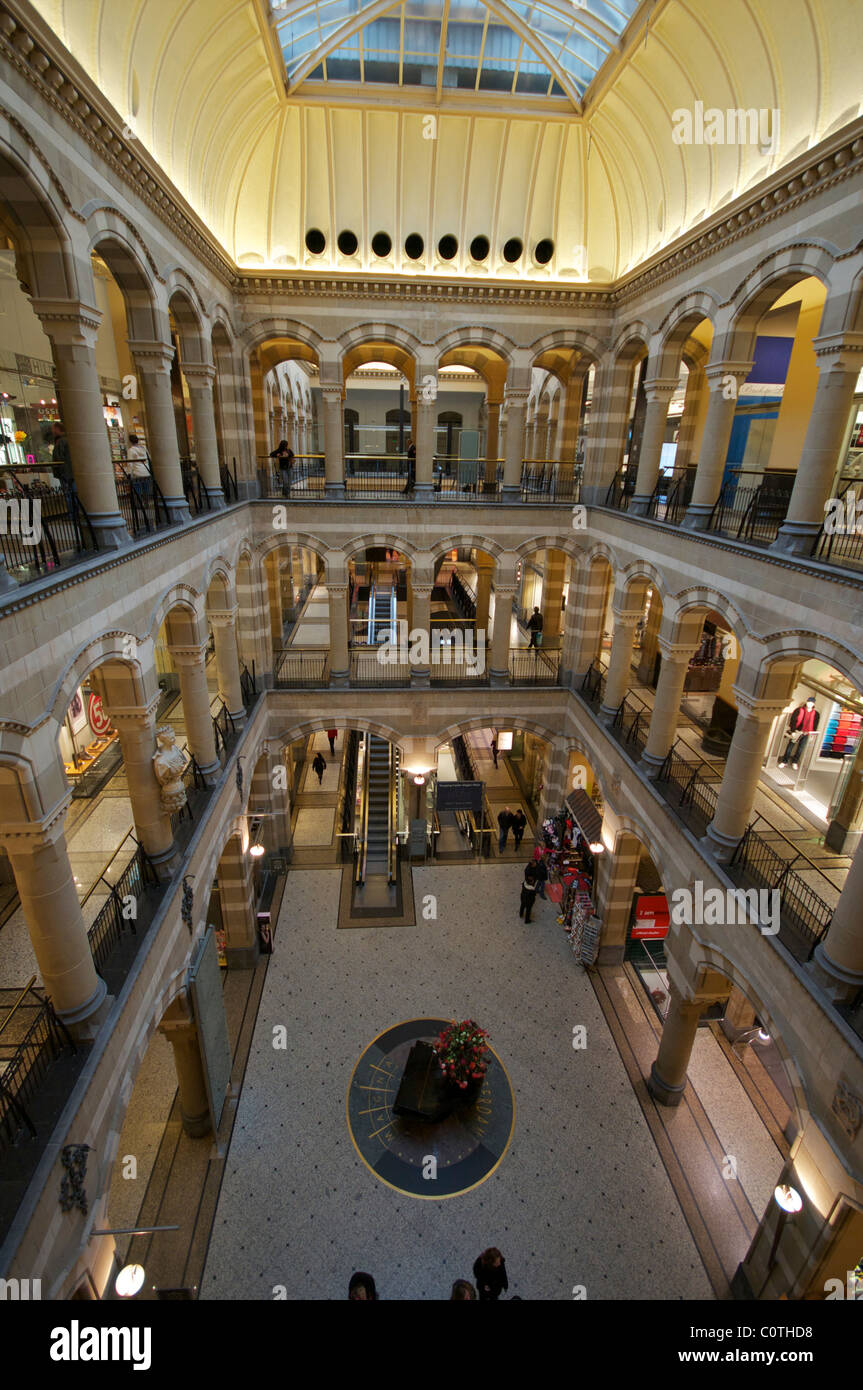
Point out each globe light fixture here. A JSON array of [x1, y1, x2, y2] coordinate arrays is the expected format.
[[774, 1184, 803, 1214], [114, 1263, 146, 1298]]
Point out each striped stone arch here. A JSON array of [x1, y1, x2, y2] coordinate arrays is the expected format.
[[49, 632, 149, 728], [163, 264, 208, 317], [434, 712, 557, 748], [513, 534, 584, 564], [272, 714, 406, 749], [666, 586, 748, 648], [0, 121, 83, 298], [432, 326, 516, 361], [578, 539, 620, 573], [609, 318, 653, 362], [432, 532, 504, 561], [203, 558, 236, 605], [562, 735, 612, 810], [340, 532, 419, 564], [241, 316, 325, 358], [85, 205, 162, 288], [726, 241, 837, 333], [611, 814, 676, 901], [88, 212, 163, 340], [256, 528, 332, 562], [753, 631, 863, 696], [527, 328, 606, 363], [619, 558, 670, 604], [208, 302, 237, 340], [338, 321, 424, 359], [688, 945, 808, 1130], [655, 291, 719, 375], [148, 582, 205, 645]]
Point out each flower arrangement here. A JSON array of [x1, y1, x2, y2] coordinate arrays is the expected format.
[[433, 1019, 490, 1090], [14, 431, 27, 443]]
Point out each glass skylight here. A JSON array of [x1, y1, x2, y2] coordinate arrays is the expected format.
[[270, 0, 639, 105]]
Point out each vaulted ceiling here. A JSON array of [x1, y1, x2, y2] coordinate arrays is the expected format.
[[31, 0, 863, 282]]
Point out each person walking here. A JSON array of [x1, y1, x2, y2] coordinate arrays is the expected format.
[[472, 1248, 509, 1301], [512, 808, 527, 851], [327, 728, 338, 756], [532, 850, 549, 900], [312, 750, 327, 785], [490, 735, 499, 769], [497, 805, 513, 853], [527, 606, 543, 649], [519, 862, 539, 922]]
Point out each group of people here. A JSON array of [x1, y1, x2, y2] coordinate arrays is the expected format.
[[349, 1248, 511, 1301], [496, 805, 527, 852]]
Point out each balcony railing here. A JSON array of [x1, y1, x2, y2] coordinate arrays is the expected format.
[[509, 645, 561, 685], [349, 647, 410, 686], [706, 470, 794, 545], [521, 460, 582, 502], [86, 842, 161, 978], [646, 469, 695, 523], [728, 825, 834, 962], [433, 457, 501, 500], [274, 646, 330, 687], [0, 467, 99, 580], [0, 979, 77, 1159]]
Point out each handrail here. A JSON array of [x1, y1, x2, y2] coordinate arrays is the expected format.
[[387, 740, 398, 884], [356, 733, 370, 886], [77, 830, 139, 911], [0, 976, 38, 1038]]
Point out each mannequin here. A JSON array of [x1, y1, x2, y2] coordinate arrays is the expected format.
[[778, 696, 820, 770]]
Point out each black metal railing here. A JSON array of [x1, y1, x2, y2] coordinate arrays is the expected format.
[[0, 980, 76, 1157], [655, 745, 720, 834], [349, 647, 410, 686], [212, 700, 237, 756], [180, 457, 211, 516], [115, 466, 171, 536], [274, 647, 331, 687], [452, 734, 478, 782], [86, 843, 160, 976], [509, 645, 561, 685], [706, 470, 794, 545], [611, 694, 649, 756], [240, 661, 258, 707], [0, 468, 99, 579], [345, 455, 410, 498], [170, 755, 206, 834], [432, 457, 501, 500], [647, 468, 695, 524], [448, 569, 476, 620], [728, 825, 834, 962], [260, 455, 326, 498], [580, 660, 607, 708], [520, 460, 582, 502], [429, 652, 490, 685], [605, 468, 635, 511], [220, 458, 239, 502], [808, 479, 863, 574]]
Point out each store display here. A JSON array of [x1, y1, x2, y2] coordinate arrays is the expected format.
[[820, 702, 862, 759]]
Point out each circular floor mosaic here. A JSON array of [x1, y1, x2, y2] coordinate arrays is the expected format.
[[346, 1018, 515, 1198]]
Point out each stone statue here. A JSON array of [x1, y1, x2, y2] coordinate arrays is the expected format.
[[152, 725, 187, 812]]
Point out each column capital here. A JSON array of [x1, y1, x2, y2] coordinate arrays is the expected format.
[[656, 639, 696, 665], [107, 697, 162, 729], [168, 642, 209, 669], [610, 608, 641, 629], [643, 376, 679, 403], [503, 387, 531, 407], [704, 360, 753, 387], [182, 361, 217, 390], [412, 584, 433, 600], [811, 332, 863, 372], [128, 340, 176, 372], [327, 583, 348, 599], [730, 687, 788, 721], [30, 299, 102, 348], [0, 793, 72, 851], [208, 606, 239, 630], [321, 383, 344, 404]]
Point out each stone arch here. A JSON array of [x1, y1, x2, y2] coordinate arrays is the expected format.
[[147, 582, 205, 646], [49, 632, 148, 728], [433, 712, 558, 749], [655, 292, 718, 375], [667, 586, 749, 651], [611, 814, 676, 902], [433, 326, 516, 361], [528, 327, 605, 364], [163, 265, 208, 320], [89, 219, 161, 340], [619, 558, 669, 603], [726, 242, 836, 340], [340, 533, 419, 565], [208, 303, 236, 341], [753, 632, 863, 699], [431, 532, 504, 562], [203, 558, 235, 607], [241, 316, 324, 359], [513, 533, 586, 565], [561, 735, 613, 811], [273, 714, 406, 750], [0, 132, 80, 299], [611, 320, 653, 361], [168, 283, 207, 361]]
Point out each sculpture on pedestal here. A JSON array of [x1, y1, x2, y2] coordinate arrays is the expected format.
[[152, 724, 187, 812]]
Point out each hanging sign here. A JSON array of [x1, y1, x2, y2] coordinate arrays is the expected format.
[[632, 895, 670, 940]]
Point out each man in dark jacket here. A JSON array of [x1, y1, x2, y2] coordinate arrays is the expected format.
[[511, 808, 527, 850], [312, 751, 327, 785], [497, 806, 513, 852], [472, 1248, 509, 1301], [527, 606, 543, 648], [778, 696, 820, 769]]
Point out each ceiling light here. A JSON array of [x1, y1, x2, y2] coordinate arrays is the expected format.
[[115, 1264, 146, 1298]]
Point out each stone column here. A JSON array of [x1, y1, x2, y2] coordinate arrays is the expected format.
[[674, 362, 706, 473], [647, 982, 704, 1106], [641, 644, 695, 769], [321, 384, 345, 498], [159, 993, 212, 1137], [682, 362, 752, 530], [599, 611, 639, 720], [266, 555, 284, 654], [541, 550, 566, 647], [129, 341, 190, 524], [415, 392, 436, 497], [629, 377, 678, 515], [565, 561, 610, 684], [328, 582, 349, 686], [108, 701, 180, 879], [32, 300, 129, 548], [262, 742, 292, 853], [411, 583, 432, 687], [636, 593, 662, 684], [825, 735, 863, 854], [537, 737, 568, 827], [485, 400, 501, 474], [809, 837, 863, 1003], [489, 583, 517, 686], [558, 371, 586, 465], [0, 803, 109, 1038], [182, 362, 226, 509], [580, 353, 634, 505], [704, 693, 787, 861], [502, 388, 529, 495], [474, 557, 494, 635], [169, 644, 221, 784], [594, 830, 640, 964], [772, 333, 863, 556], [217, 837, 259, 970], [209, 608, 246, 724]]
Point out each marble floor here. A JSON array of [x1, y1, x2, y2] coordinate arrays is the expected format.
[[200, 864, 725, 1301]]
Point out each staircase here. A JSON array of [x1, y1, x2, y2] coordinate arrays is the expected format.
[[368, 583, 396, 645], [365, 735, 391, 875]]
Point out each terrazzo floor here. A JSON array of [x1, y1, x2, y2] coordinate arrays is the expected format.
[[200, 864, 716, 1301]]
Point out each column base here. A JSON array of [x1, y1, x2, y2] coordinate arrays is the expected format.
[[825, 821, 861, 855], [224, 942, 260, 971], [226, 706, 247, 727], [489, 668, 509, 687], [0, 562, 16, 593], [640, 749, 666, 773], [148, 842, 182, 881], [329, 669, 349, 689], [411, 670, 430, 688], [598, 703, 619, 725], [500, 484, 520, 502], [197, 759, 222, 787], [57, 976, 110, 1040], [680, 505, 712, 532], [413, 483, 433, 501], [628, 494, 651, 517], [163, 496, 192, 525], [647, 1061, 687, 1107], [324, 482, 345, 501], [235, 478, 259, 502], [700, 823, 741, 864], [808, 941, 863, 1004], [770, 521, 819, 558], [204, 487, 227, 511], [179, 1104, 212, 1139], [89, 512, 131, 550]]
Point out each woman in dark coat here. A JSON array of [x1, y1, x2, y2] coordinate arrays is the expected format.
[[472, 1248, 509, 1301]]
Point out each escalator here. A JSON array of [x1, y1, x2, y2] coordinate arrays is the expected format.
[[354, 733, 401, 884], [368, 582, 396, 645]]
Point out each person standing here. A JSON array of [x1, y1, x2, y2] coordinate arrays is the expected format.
[[512, 808, 527, 850], [532, 850, 549, 900], [519, 864, 538, 923], [51, 422, 78, 523], [312, 750, 327, 785], [450, 1280, 477, 1300], [405, 437, 416, 493], [327, 728, 338, 756], [490, 735, 499, 769], [472, 1248, 509, 1301], [126, 434, 152, 510], [348, 1271, 378, 1300], [527, 606, 543, 649], [497, 805, 513, 853], [269, 439, 295, 495]]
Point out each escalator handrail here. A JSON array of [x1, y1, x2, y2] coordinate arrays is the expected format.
[[356, 732, 370, 886]]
